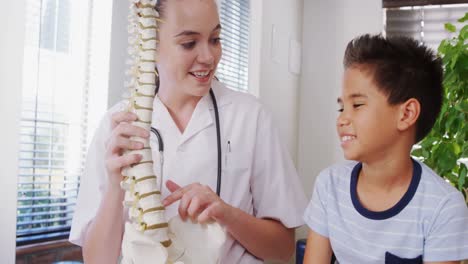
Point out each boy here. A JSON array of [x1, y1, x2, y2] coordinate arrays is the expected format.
[[303, 34, 468, 263]]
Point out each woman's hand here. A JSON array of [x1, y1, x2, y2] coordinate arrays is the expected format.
[[104, 111, 150, 190], [163, 180, 234, 224], [83, 110, 150, 263], [163, 180, 295, 262]]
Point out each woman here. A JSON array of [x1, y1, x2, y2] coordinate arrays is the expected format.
[[70, 0, 307, 263]]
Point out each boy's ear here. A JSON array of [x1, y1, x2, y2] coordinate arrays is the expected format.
[[397, 98, 420, 131]]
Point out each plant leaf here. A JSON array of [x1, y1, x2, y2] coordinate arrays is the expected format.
[[460, 100, 468, 113], [458, 12, 468, 23], [418, 12, 468, 204], [445, 172, 458, 185], [445, 23, 457, 33], [412, 148, 423, 157], [456, 55, 468, 71], [458, 164, 467, 191], [460, 25, 468, 40], [438, 39, 449, 54], [435, 142, 458, 172]]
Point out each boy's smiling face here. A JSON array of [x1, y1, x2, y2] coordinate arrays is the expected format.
[[337, 66, 401, 162]]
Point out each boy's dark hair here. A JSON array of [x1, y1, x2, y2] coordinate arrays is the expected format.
[[343, 34, 443, 143]]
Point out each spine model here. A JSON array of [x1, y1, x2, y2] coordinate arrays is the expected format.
[[120, 0, 174, 263], [120, 1, 225, 263]]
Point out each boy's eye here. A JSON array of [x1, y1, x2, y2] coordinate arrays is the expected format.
[[353, 104, 364, 108], [181, 41, 196, 49], [338, 108, 344, 112]]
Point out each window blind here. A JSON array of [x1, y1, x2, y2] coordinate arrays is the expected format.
[[385, 3, 468, 51], [16, 0, 92, 246], [384, 0, 468, 8], [217, 0, 250, 92]]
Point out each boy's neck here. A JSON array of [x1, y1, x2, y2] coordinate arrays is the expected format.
[[360, 156, 413, 190], [359, 134, 415, 190], [356, 146, 415, 212]]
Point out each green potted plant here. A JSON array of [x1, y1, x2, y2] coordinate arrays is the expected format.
[[411, 12, 468, 204]]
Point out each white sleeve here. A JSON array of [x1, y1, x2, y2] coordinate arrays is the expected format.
[[69, 104, 119, 246], [250, 107, 308, 228]]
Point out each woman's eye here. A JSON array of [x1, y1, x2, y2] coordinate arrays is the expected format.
[[211, 37, 221, 44], [337, 107, 344, 112], [181, 41, 196, 49]]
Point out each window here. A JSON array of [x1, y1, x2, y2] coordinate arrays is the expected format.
[[16, 0, 93, 246], [385, 2, 468, 51], [217, 0, 250, 92], [40, 0, 70, 52]]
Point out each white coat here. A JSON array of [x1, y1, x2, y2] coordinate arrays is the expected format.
[[70, 80, 307, 263]]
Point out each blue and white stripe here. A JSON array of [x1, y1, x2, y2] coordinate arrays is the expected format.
[[304, 160, 468, 263]]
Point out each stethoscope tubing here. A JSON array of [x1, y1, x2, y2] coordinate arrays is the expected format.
[[150, 88, 222, 196]]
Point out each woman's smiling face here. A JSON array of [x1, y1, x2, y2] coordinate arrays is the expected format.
[[156, 0, 222, 98]]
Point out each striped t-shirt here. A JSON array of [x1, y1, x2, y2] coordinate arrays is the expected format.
[[304, 159, 468, 263]]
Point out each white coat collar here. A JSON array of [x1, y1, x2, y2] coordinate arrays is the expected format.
[[151, 80, 232, 146]]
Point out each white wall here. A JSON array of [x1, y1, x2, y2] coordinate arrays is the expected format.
[[0, 1, 25, 263], [253, 0, 304, 163], [297, 0, 382, 205]]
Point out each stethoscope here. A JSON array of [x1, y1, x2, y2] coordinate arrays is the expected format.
[[150, 88, 222, 196]]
